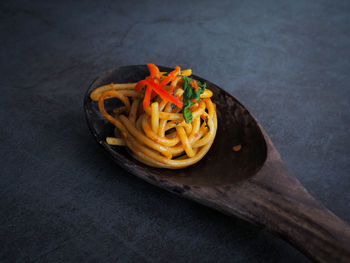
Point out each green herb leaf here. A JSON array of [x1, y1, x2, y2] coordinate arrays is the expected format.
[[183, 107, 193, 123], [181, 76, 206, 123]]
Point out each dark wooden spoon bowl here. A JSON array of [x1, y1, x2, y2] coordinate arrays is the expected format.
[[84, 65, 350, 262]]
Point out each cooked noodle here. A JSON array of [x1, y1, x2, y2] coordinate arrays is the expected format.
[[90, 64, 217, 169]]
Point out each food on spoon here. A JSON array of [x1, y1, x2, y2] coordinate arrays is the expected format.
[[90, 64, 217, 169]]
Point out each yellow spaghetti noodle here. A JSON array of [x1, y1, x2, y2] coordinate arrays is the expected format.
[[90, 64, 217, 169]]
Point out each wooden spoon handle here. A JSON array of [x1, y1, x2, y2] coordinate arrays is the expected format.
[[216, 162, 350, 263], [187, 145, 350, 263], [248, 179, 350, 262]]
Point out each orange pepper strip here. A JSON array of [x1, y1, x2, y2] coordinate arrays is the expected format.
[[159, 66, 180, 88], [147, 63, 160, 82], [145, 80, 183, 108], [143, 85, 153, 109], [135, 64, 160, 92], [135, 80, 147, 92], [136, 65, 183, 109], [190, 80, 199, 91]]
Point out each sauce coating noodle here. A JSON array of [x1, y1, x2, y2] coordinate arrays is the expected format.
[[90, 64, 217, 169]]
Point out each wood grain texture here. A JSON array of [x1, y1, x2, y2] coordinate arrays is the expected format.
[[84, 65, 350, 263], [185, 129, 350, 263]]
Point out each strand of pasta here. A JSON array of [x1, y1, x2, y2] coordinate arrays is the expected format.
[[124, 108, 217, 168], [123, 99, 216, 168], [94, 74, 216, 169]]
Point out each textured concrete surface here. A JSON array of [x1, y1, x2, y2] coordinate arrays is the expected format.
[[1, 0, 349, 262]]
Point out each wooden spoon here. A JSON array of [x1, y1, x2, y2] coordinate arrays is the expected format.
[[84, 65, 350, 262]]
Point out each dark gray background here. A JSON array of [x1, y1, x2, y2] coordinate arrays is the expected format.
[[1, 0, 349, 262]]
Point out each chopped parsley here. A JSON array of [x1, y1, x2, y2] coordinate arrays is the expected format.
[[182, 76, 206, 123]]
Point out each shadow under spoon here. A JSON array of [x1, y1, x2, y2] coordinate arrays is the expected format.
[[84, 65, 350, 263]]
